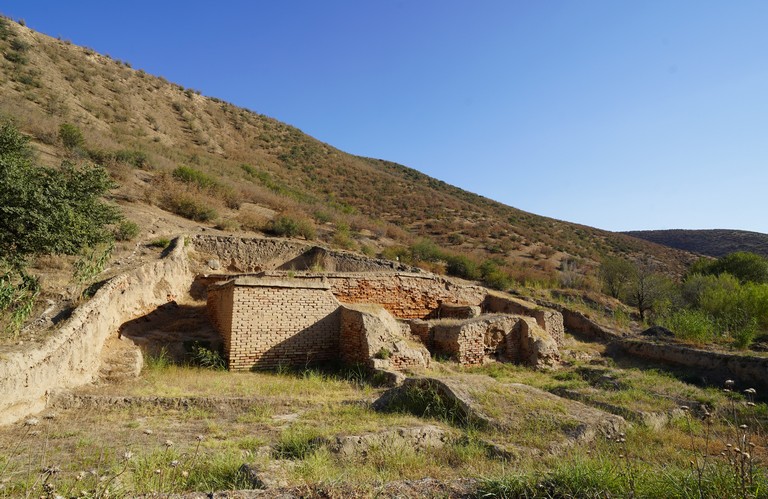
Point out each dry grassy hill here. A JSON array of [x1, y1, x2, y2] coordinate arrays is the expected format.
[[0, 17, 696, 287], [624, 229, 768, 259]]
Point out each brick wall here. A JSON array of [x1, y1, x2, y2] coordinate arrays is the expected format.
[[324, 273, 487, 319], [208, 277, 341, 371]]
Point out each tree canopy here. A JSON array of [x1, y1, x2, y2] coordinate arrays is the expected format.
[[0, 119, 119, 268]]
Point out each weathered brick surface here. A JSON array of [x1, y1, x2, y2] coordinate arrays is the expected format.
[[482, 293, 565, 346], [208, 278, 341, 371]]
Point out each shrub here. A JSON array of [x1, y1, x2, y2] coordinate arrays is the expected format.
[[660, 309, 717, 344], [188, 342, 226, 370], [161, 192, 217, 222], [267, 215, 315, 240], [58, 123, 85, 150], [148, 238, 170, 249], [114, 149, 148, 168], [172, 165, 218, 190], [113, 220, 140, 241], [445, 254, 480, 280]]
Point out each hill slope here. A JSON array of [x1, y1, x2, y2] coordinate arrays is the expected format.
[[624, 229, 768, 259], [0, 17, 697, 284]]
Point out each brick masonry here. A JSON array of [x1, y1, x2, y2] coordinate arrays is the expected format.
[[207, 277, 340, 371]]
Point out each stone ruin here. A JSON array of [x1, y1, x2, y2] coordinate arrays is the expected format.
[[206, 269, 565, 373]]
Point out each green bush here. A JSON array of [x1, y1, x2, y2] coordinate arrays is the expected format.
[[660, 309, 717, 344], [148, 238, 171, 249], [113, 220, 140, 241], [188, 342, 226, 370], [0, 120, 119, 334], [114, 149, 148, 168], [58, 122, 84, 150], [267, 215, 315, 240], [445, 254, 480, 280], [162, 193, 217, 222], [172, 165, 218, 190]]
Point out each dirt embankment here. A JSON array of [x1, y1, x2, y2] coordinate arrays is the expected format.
[[0, 238, 193, 425]]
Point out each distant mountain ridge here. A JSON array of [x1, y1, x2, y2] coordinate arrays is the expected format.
[[623, 229, 768, 258]]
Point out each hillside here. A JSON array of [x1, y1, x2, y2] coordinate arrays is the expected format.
[[0, 17, 697, 286], [624, 229, 768, 259]]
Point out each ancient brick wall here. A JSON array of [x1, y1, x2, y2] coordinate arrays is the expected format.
[[207, 277, 341, 371], [324, 273, 487, 319], [483, 293, 565, 346]]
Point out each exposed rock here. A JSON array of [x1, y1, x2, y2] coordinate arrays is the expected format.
[[207, 259, 221, 270], [641, 325, 675, 338], [329, 425, 449, 456], [432, 302, 481, 320], [374, 375, 627, 455], [239, 460, 296, 489]]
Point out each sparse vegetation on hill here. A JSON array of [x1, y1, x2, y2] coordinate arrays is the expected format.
[[0, 15, 696, 298]]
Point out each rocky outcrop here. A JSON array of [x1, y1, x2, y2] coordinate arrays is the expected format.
[[0, 237, 193, 425], [329, 425, 449, 456], [375, 375, 627, 455]]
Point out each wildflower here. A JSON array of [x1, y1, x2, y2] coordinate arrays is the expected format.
[[744, 452, 751, 459], [42, 465, 61, 474], [196, 434, 205, 441], [24, 417, 39, 426], [154, 469, 161, 475], [680, 405, 690, 411], [747, 402, 756, 407], [170, 460, 179, 468], [143, 429, 153, 435], [725, 379, 735, 388], [739, 424, 748, 429], [181, 470, 189, 478], [744, 388, 756, 394], [123, 451, 133, 461], [164, 439, 174, 447], [76, 471, 86, 481]]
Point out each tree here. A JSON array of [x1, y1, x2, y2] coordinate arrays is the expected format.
[[624, 258, 673, 321], [599, 256, 634, 299], [0, 119, 120, 333]]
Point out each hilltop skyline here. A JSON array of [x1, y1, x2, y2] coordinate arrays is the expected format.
[[3, 1, 767, 233]]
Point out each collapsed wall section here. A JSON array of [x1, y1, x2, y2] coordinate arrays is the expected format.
[[207, 277, 341, 371]]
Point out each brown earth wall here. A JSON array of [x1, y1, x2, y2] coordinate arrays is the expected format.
[[0, 238, 193, 425], [483, 294, 566, 346]]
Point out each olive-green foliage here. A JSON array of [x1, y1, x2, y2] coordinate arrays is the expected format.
[[0, 120, 119, 264], [0, 119, 120, 333], [599, 256, 634, 298], [188, 342, 226, 370], [691, 251, 768, 284], [58, 122, 84, 150], [172, 165, 218, 190], [445, 254, 480, 280], [162, 193, 218, 222], [113, 220, 140, 241], [267, 215, 316, 240]]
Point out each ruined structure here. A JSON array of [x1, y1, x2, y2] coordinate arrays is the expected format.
[[206, 267, 565, 372]]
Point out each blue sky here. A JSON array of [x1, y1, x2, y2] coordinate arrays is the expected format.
[[3, 1, 767, 233]]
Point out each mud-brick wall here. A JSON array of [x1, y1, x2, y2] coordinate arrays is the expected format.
[[325, 273, 487, 319], [207, 277, 341, 371], [207, 281, 235, 354], [483, 294, 565, 346]]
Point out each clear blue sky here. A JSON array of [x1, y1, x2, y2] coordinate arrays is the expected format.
[[4, 1, 767, 233]]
